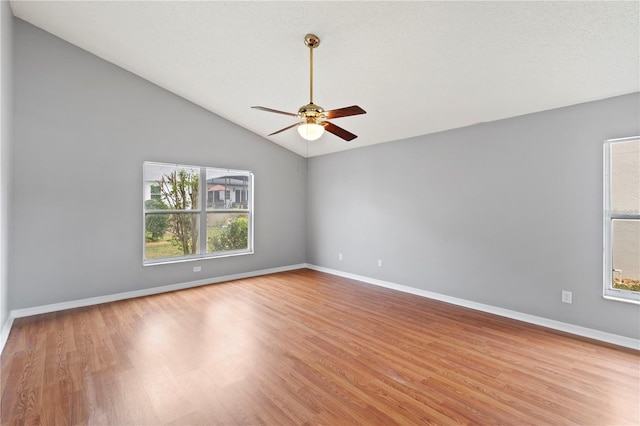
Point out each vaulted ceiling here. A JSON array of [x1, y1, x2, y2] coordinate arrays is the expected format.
[[10, 1, 639, 157]]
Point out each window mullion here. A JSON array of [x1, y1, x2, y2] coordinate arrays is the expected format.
[[199, 167, 207, 256], [603, 141, 612, 296]]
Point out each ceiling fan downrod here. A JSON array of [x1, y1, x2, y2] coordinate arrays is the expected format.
[[304, 34, 320, 105]]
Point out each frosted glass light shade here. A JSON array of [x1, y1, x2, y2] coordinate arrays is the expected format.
[[297, 123, 325, 141]]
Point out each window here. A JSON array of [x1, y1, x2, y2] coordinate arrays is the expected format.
[[603, 137, 640, 304], [143, 162, 253, 265], [150, 184, 161, 201]]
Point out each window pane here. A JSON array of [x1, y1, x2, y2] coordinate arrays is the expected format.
[[612, 219, 640, 291], [206, 169, 250, 210], [611, 140, 640, 215], [207, 213, 249, 253], [145, 212, 200, 260], [144, 163, 200, 210]]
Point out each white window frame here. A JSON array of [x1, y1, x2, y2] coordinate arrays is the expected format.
[[143, 161, 254, 265], [603, 136, 640, 304]]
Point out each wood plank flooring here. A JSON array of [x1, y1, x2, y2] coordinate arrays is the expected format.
[[1, 268, 639, 425]]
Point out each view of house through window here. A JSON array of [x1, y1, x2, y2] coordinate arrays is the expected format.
[[143, 162, 253, 264], [604, 137, 640, 303]]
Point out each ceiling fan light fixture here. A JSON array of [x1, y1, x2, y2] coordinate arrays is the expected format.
[[297, 121, 325, 141]]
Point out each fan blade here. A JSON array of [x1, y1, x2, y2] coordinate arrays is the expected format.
[[252, 106, 298, 117], [325, 105, 367, 119], [322, 121, 358, 141], [268, 122, 301, 136]]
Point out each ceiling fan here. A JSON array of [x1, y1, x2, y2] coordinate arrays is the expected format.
[[252, 34, 366, 142]]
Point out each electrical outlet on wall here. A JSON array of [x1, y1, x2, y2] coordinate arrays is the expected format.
[[378, 259, 383, 267], [338, 253, 343, 261], [561, 290, 572, 304], [193, 266, 202, 272]]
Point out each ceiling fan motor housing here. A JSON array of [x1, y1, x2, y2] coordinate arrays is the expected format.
[[298, 103, 325, 122]]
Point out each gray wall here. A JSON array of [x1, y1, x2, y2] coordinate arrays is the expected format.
[[0, 0, 13, 330], [308, 93, 640, 339], [11, 19, 307, 309]]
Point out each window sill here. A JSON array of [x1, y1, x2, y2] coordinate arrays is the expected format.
[[603, 291, 640, 305], [143, 250, 254, 266]]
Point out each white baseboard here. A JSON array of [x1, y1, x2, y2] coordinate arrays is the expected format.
[[0, 314, 14, 354], [0, 263, 305, 354], [305, 264, 640, 351], [3, 263, 637, 354]]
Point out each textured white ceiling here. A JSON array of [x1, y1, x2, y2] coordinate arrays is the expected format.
[[10, 1, 640, 157]]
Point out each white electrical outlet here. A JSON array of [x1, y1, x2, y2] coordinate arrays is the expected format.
[[338, 253, 343, 261], [193, 266, 202, 272], [378, 259, 383, 267], [561, 290, 572, 304]]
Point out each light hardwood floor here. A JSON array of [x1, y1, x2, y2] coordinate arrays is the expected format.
[[1, 269, 639, 425]]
